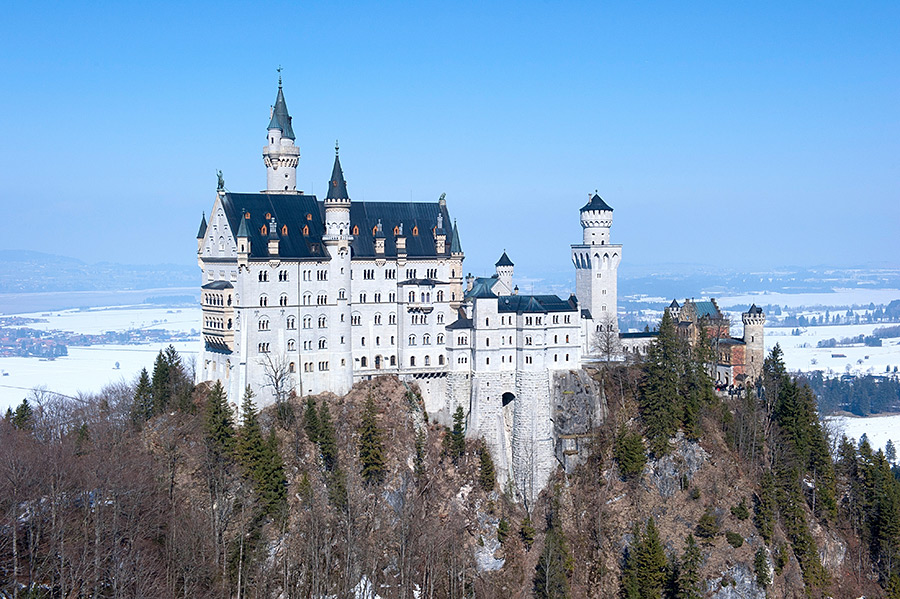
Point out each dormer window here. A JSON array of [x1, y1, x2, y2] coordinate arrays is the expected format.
[[260, 225, 267, 236], [352, 225, 359, 235], [265, 213, 271, 220], [281, 225, 288, 236], [412, 226, 419, 236], [393, 226, 400, 236], [302, 225, 309, 236]]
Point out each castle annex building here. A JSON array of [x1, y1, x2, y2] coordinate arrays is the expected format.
[[196, 80, 763, 500]]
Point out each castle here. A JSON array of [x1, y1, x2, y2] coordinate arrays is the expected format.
[[196, 80, 763, 499]]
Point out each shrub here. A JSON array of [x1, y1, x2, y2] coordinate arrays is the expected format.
[[725, 531, 744, 548], [731, 497, 750, 520], [614, 427, 647, 480], [695, 509, 720, 539]]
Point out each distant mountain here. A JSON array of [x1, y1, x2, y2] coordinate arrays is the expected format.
[[0, 250, 197, 293]]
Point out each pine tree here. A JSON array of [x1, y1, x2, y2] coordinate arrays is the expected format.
[[131, 368, 153, 425], [449, 405, 466, 464], [358, 395, 386, 485], [614, 426, 647, 480], [204, 380, 235, 459], [640, 310, 682, 455], [886, 439, 897, 463], [621, 518, 668, 599], [259, 428, 287, 515], [753, 546, 770, 587], [317, 400, 337, 471], [676, 534, 703, 599], [534, 509, 573, 599], [695, 508, 719, 539], [479, 445, 496, 491], [520, 515, 536, 551], [12, 399, 33, 430], [303, 396, 320, 444], [755, 469, 777, 543], [150, 350, 171, 415], [328, 467, 348, 512]]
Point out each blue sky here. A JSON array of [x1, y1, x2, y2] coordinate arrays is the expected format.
[[1, 1, 897, 281]]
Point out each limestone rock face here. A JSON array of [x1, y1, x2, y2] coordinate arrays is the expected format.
[[706, 564, 766, 599], [645, 432, 709, 498], [551, 370, 608, 473]]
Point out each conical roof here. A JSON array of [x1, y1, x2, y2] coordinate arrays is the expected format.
[[580, 193, 613, 212], [325, 148, 349, 201], [450, 219, 463, 254], [236, 212, 250, 237], [495, 251, 514, 268], [267, 82, 295, 140], [196, 212, 207, 239]]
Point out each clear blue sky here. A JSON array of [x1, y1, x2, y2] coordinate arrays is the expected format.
[[1, 1, 897, 281]]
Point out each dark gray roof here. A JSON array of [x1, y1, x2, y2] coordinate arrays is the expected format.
[[446, 317, 473, 330], [466, 277, 498, 299], [669, 299, 680, 309], [197, 212, 207, 239], [747, 304, 763, 315], [222, 193, 328, 259], [219, 192, 453, 260], [325, 151, 349, 201], [719, 338, 746, 346], [495, 251, 514, 267], [202, 281, 234, 290], [267, 83, 295, 140], [398, 278, 444, 287], [580, 193, 613, 212], [498, 294, 577, 314], [620, 331, 658, 339], [450, 219, 463, 254]]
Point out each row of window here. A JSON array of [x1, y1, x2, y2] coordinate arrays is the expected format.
[[204, 317, 231, 330], [203, 293, 232, 307]]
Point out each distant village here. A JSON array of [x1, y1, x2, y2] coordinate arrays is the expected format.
[[0, 315, 197, 359]]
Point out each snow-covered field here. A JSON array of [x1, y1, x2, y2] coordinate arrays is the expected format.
[[718, 288, 900, 310], [766, 323, 900, 376], [0, 306, 201, 412], [828, 414, 900, 461]]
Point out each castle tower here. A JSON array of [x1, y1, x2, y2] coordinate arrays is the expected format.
[[494, 251, 514, 295], [571, 193, 622, 355], [322, 142, 354, 394], [742, 305, 766, 383], [262, 77, 300, 193]]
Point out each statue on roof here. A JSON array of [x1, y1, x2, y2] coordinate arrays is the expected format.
[[216, 170, 225, 191]]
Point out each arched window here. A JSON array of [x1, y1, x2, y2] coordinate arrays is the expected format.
[[438, 355, 445, 365], [303, 293, 312, 305], [302, 316, 311, 329], [437, 313, 444, 324], [437, 290, 444, 302], [227, 318, 232, 329], [317, 293, 327, 305], [389, 313, 397, 325], [410, 356, 416, 367], [352, 225, 359, 235], [409, 334, 416, 345], [318, 315, 327, 328], [287, 316, 296, 329], [390, 355, 396, 366], [318, 338, 327, 350], [437, 334, 444, 344], [287, 339, 295, 351], [374, 313, 382, 325], [424, 355, 430, 366], [302, 225, 309, 236], [259, 295, 268, 307], [408, 291, 415, 303], [423, 334, 431, 345], [280, 294, 288, 306], [258, 318, 269, 331], [360, 293, 366, 303], [361, 356, 367, 367]]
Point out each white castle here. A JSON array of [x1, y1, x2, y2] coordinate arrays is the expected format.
[[197, 80, 636, 499]]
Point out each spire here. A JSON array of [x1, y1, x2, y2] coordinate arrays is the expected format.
[[196, 212, 207, 239], [267, 79, 295, 140], [495, 250, 514, 268], [450, 219, 463, 254], [325, 142, 349, 201], [237, 211, 250, 238]]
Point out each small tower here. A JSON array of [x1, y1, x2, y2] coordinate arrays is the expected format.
[[322, 142, 353, 395], [494, 251, 514, 295], [742, 305, 766, 383], [435, 214, 447, 254], [236, 211, 251, 269], [267, 217, 280, 256], [572, 192, 622, 354], [262, 77, 300, 193], [196, 212, 207, 254], [374, 218, 386, 256]]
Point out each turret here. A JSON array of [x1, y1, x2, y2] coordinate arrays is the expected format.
[[395, 222, 407, 264], [322, 142, 352, 250], [435, 214, 447, 254], [494, 251, 514, 295], [374, 218, 386, 256], [742, 305, 766, 382], [262, 77, 300, 193], [579, 193, 614, 246], [196, 212, 207, 253], [236, 211, 251, 268]]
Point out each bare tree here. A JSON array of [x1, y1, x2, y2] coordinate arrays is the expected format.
[[591, 313, 621, 363], [258, 352, 297, 427]]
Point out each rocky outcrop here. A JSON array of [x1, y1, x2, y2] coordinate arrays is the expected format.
[[644, 432, 709, 498], [551, 370, 608, 473], [706, 564, 766, 599]]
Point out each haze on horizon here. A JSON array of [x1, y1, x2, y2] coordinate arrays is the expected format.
[[1, 1, 898, 281]]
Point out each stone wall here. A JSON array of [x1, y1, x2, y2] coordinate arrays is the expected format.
[[551, 369, 608, 473]]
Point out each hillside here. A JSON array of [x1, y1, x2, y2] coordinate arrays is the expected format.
[[1, 340, 899, 598]]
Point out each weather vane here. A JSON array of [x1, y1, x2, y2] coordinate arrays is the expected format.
[[277, 65, 282, 85]]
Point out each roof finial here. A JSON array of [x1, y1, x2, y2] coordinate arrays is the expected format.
[[277, 65, 283, 87], [335, 139, 339, 156]]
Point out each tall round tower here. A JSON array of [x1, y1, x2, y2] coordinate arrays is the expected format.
[[572, 193, 622, 355], [742, 305, 766, 383], [262, 77, 300, 193]]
